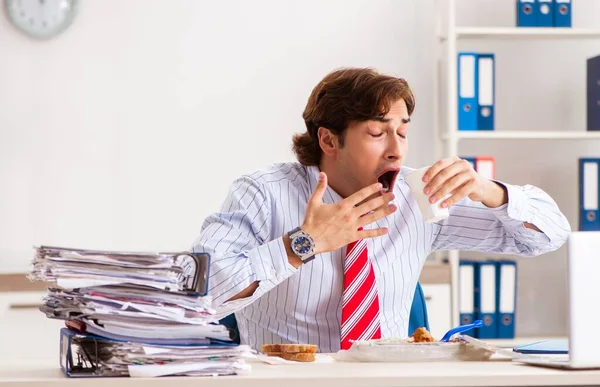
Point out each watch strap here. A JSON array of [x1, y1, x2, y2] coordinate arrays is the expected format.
[[287, 226, 302, 237]]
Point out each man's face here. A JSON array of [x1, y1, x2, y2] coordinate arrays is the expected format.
[[334, 98, 410, 198]]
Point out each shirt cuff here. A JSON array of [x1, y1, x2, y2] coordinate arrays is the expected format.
[[213, 238, 298, 319], [485, 181, 551, 243], [248, 237, 298, 282]]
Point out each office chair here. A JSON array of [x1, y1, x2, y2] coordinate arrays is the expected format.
[[219, 282, 430, 344]]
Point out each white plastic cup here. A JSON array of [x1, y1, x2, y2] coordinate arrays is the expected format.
[[404, 166, 450, 223]]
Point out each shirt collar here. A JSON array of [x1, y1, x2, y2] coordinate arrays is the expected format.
[[306, 165, 343, 204]]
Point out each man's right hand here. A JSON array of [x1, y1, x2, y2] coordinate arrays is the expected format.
[[300, 172, 397, 255]]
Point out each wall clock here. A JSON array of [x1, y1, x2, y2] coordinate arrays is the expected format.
[[4, 0, 79, 40]]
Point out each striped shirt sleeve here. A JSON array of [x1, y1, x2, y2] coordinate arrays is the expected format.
[[431, 181, 571, 256], [191, 176, 298, 319]]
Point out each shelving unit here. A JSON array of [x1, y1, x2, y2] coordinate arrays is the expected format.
[[450, 27, 600, 40], [452, 131, 600, 140], [433, 0, 600, 330]]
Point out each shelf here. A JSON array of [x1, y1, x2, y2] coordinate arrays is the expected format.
[[442, 27, 600, 40], [450, 131, 600, 140], [434, 2, 600, 330]]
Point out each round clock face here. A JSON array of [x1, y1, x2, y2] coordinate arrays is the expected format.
[[4, 0, 78, 40], [293, 236, 313, 255]]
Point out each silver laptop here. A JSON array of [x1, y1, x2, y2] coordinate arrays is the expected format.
[[515, 231, 600, 369]]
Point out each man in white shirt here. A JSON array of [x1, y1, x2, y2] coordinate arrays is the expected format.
[[192, 67, 570, 352]]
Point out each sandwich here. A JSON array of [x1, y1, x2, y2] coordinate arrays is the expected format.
[[261, 343, 318, 362]]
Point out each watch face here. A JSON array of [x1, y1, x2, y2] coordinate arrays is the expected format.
[[292, 235, 313, 255]]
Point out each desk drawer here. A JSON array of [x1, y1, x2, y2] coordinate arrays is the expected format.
[[421, 283, 451, 341]]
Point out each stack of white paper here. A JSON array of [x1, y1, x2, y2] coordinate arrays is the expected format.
[[70, 332, 252, 377], [40, 286, 231, 344], [29, 246, 203, 292], [28, 245, 253, 378]]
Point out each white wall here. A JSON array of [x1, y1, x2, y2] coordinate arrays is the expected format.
[[0, 0, 434, 271], [1, 0, 598, 337]]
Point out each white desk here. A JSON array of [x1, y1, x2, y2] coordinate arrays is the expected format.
[[486, 336, 567, 348], [2, 358, 600, 387], [0, 275, 580, 386]]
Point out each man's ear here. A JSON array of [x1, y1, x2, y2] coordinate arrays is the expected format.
[[317, 127, 340, 156]]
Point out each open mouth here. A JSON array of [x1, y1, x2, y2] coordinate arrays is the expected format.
[[377, 169, 399, 193]]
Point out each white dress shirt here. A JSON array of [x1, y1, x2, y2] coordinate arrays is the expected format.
[[191, 162, 570, 352]]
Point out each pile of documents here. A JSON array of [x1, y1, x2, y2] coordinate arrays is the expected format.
[[28, 245, 252, 378]]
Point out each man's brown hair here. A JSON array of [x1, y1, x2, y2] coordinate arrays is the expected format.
[[292, 67, 415, 166]]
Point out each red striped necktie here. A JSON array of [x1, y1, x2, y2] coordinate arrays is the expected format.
[[340, 237, 382, 350]]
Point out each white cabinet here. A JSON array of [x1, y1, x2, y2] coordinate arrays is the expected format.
[[0, 291, 63, 365], [421, 283, 452, 341]]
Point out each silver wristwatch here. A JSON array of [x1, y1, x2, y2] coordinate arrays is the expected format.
[[287, 227, 316, 263]]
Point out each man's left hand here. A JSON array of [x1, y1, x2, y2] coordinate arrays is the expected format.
[[421, 156, 507, 209]]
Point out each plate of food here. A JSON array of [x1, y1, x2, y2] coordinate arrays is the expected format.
[[333, 328, 495, 362]]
